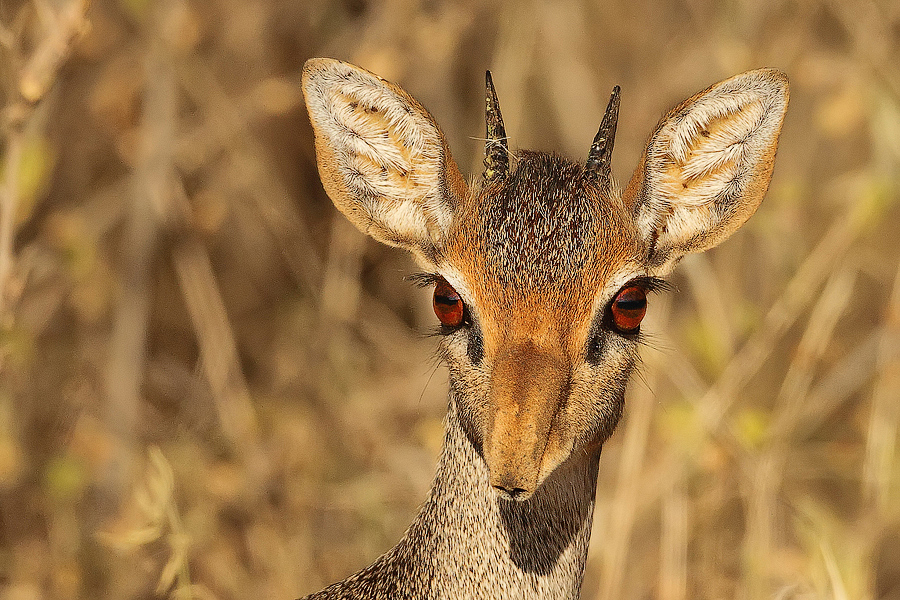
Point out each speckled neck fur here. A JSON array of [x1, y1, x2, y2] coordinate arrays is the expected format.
[[302, 392, 600, 599]]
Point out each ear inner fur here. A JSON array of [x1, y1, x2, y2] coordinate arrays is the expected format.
[[623, 68, 789, 274], [301, 58, 466, 264]]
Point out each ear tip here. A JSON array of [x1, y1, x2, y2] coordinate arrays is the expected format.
[[767, 69, 790, 103], [759, 68, 790, 112], [302, 57, 337, 91], [303, 57, 339, 75], [754, 67, 789, 93], [713, 68, 790, 118], [737, 67, 790, 99], [302, 57, 365, 84]]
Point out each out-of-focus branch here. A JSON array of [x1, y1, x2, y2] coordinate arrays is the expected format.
[[103, 0, 175, 506], [172, 237, 261, 456], [0, 122, 25, 321], [697, 202, 871, 433], [0, 0, 89, 318], [19, 0, 91, 103], [863, 259, 900, 510]]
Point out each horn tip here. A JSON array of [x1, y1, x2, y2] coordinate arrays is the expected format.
[[609, 85, 621, 108], [585, 84, 622, 177]]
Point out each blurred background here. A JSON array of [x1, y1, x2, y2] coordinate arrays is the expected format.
[[0, 0, 898, 598]]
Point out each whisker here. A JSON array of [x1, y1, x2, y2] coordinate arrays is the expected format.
[[417, 361, 442, 408], [468, 136, 516, 160]]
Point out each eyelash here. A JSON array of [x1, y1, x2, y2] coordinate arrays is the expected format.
[[617, 276, 672, 295], [408, 272, 441, 288]]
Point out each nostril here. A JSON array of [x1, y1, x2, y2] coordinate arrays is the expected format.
[[493, 485, 531, 502]]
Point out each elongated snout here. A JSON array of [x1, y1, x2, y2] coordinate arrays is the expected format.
[[483, 343, 570, 500]]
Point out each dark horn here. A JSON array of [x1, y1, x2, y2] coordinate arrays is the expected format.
[[585, 86, 621, 180], [484, 71, 509, 182]]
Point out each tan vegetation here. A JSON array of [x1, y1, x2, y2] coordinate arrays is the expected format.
[[0, 0, 898, 599]]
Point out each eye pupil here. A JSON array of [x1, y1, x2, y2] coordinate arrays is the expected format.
[[433, 279, 465, 327], [611, 285, 647, 333]]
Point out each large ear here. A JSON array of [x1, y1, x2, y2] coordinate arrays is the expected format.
[[624, 69, 789, 275], [301, 58, 467, 264]]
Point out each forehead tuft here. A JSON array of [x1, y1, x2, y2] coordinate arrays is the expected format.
[[449, 151, 634, 293]]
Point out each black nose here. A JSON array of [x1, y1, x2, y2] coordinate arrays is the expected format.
[[493, 485, 531, 502]]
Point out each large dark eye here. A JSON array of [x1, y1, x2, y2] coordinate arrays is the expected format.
[[433, 278, 465, 327], [611, 285, 647, 333]]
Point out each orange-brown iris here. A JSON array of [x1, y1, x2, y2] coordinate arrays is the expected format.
[[611, 285, 647, 333], [433, 278, 465, 327]]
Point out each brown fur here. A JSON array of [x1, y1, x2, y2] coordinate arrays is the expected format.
[[440, 151, 642, 495], [300, 58, 788, 599]]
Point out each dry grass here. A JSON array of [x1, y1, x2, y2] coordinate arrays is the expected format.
[[0, 0, 899, 598]]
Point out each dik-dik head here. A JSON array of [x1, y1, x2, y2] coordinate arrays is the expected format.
[[302, 58, 788, 500]]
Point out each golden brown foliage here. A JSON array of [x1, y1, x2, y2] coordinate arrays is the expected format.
[[0, 0, 898, 599]]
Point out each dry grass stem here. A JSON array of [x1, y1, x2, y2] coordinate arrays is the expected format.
[[103, 0, 176, 502], [0, 0, 88, 312], [174, 58, 324, 293], [682, 253, 736, 358], [18, 0, 90, 103], [0, 126, 25, 318], [660, 470, 688, 600], [699, 213, 867, 432], [0, 1, 897, 598], [173, 239, 260, 455], [772, 263, 857, 439], [863, 259, 900, 510]]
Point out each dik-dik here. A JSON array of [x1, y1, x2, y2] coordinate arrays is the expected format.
[[300, 58, 788, 599]]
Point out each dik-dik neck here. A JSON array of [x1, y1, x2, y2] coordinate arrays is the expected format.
[[306, 392, 601, 599]]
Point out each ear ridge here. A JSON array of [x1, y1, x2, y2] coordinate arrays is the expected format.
[[301, 58, 463, 261], [626, 68, 789, 274]]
